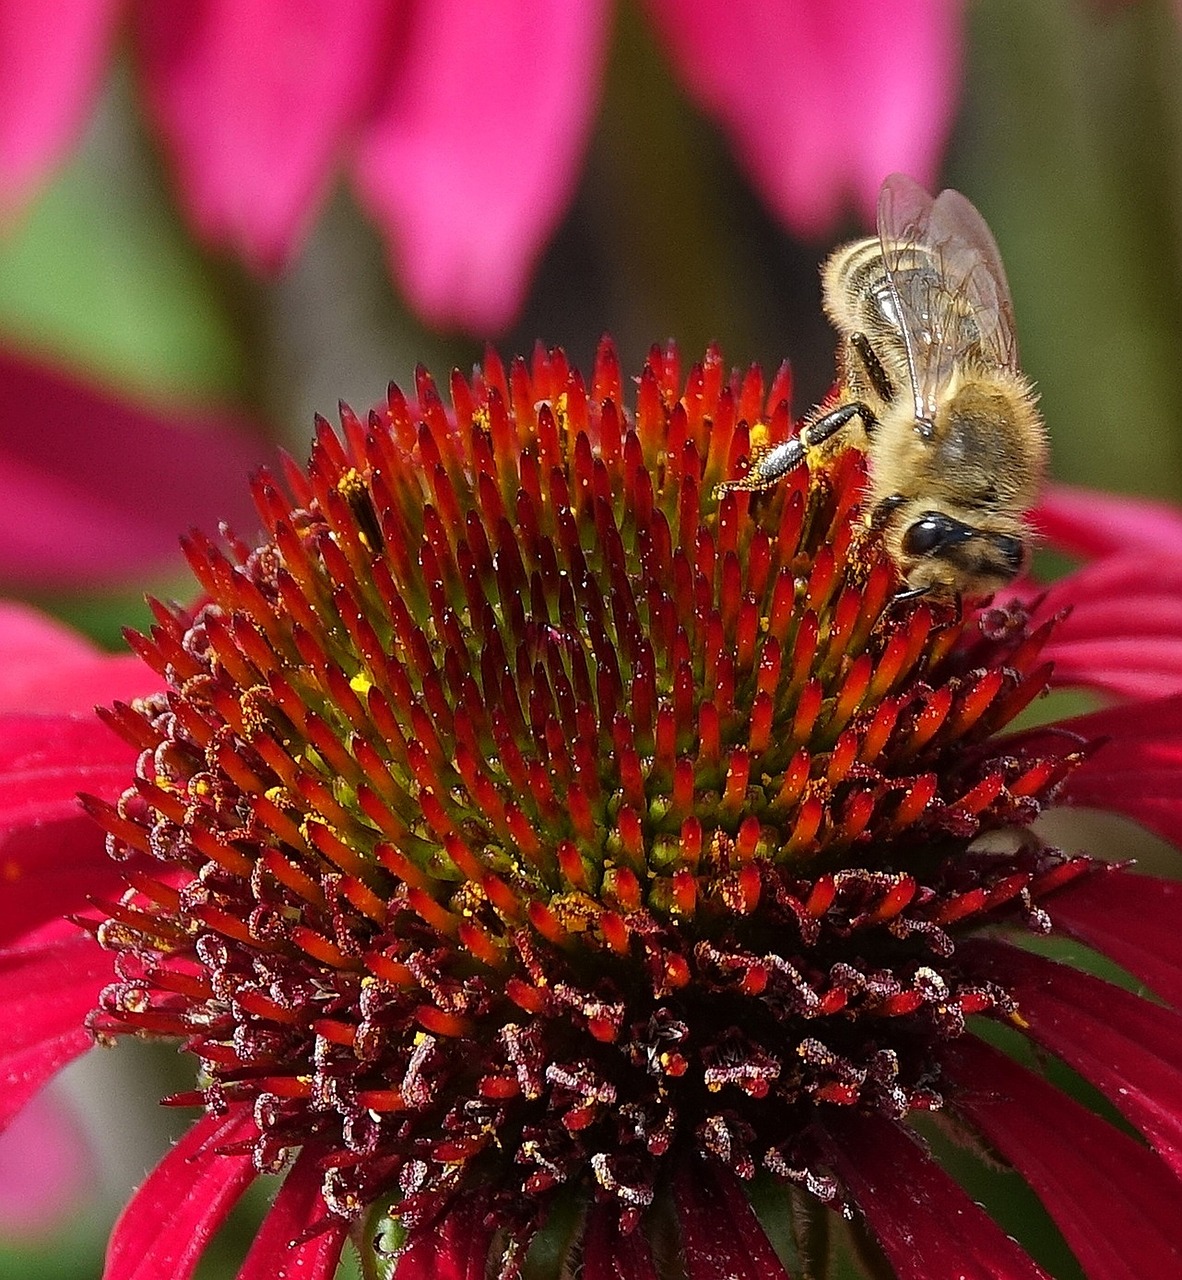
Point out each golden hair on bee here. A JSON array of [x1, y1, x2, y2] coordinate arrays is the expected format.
[[718, 173, 1047, 602]]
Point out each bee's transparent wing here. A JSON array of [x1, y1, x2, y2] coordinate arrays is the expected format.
[[876, 173, 1019, 427]]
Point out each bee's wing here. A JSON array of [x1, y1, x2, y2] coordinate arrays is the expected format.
[[876, 173, 1019, 427]]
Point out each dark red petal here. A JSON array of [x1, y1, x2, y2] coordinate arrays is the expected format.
[[1036, 555, 1182, 699], [0, 929, 109, 1127], [1034, 483, 1182, 560], [0, 349, 272, 590], [961, 940, 1182, 1177], [0, 815, 123, 944], [1045, 869, 1182, 1009], [823, 1111, 1050, 1279], [0, 712, 135, 829], [1038, 693, 1182, 846], [672, 1160, 792, 1280], [0, 603, 159, 713], [583, 1203, 660, 1280], [105, 1107, 258, 1280], [236, 1147, 346, 1280], [394, 1196, 495, 1280], [944, 1034, 1182, 1279]]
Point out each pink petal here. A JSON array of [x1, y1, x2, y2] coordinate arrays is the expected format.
[[944, 1034, 1182, 1280], [0, 712, 136, 830], [647, 0, 962, 235], [394, 1196, 496, 1280], [672, 1160, 791, 1280], [0, 814, 125, 945], [236, 1148, 346, 1280], [1046, 869, 1182, 1009], [1046, 693, 1182, 846], [105, 1107, 258, 1280], [961, 940, 1182, 1179], [135, 0, 400, 270], [0, 0, 119, 215], [354, 0, 610, 333], [822, 1110, 1049, 1279], [0, 928, 110, 1129], [0, 348, 271, 589], [1034, 482, 1182, 560], [0, 1089, 91, 1235], [0, 603, 159, 713], [583, 1203, 659, 1280], [1035, 555, 1182, 699]]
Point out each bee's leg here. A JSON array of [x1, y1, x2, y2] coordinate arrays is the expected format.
[[891, 585, 930, 605], [715, 437, 805, 494], [850, 333, 893, 413], [800, 400, 877, 450]]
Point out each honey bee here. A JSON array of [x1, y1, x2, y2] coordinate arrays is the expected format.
[[719, 173, 1046, 600]]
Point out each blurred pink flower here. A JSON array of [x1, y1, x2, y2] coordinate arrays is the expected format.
[[0, 1, 962, 332], [0, 1091, 91, 1237], [0, 347, 272, 590]]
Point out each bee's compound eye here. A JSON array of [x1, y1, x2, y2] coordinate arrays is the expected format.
[[992, 533, 1025, 575], [901, 513, 972, 558]]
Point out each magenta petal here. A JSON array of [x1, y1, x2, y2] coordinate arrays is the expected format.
[[1045, 693, 1182, 846], [582, 1203, 659, 1280], [943, 1034, 1182, 1280], [1045, 868, 1182, 1009], [105, 1107, 258, 1280], [648, 0, 961, 235], [0, 929, 110, 1128], [0, 0, 118, 214], [822, 1110, 1049, 1279], [135, 0, 399, 270], [0, 815, 125, 944], [1036, 555, 1182, 699], [394, 1196, 495, 1280], [0, 712, 136, 828], [354, 0, 610, 333], [0, 349, 271, 589], [0, 1089, 91, 1235], [236, 1148, 346, 1280], [1034, 482, 1182, 559], [672, 1159, 791, 1280], [961, 940, 1182, 1178], [0, 603, 159, 713]]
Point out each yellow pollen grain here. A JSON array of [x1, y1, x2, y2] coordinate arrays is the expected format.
[[1009, 1007, 1031, 1030], [749, 421, 770, 451], [191, 776, 214, 798], [350, 672, 373, 697], [265, 786, 287, 805]]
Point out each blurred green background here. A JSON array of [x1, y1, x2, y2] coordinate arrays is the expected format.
[[3, 1, 1180, 1277]]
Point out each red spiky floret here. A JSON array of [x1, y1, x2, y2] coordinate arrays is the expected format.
[[92, 339, 1097, 1275]]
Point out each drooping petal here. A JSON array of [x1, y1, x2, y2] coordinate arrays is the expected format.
[[0, 0, 118, 215], [0, 1088, 91, 1234], [822, 1110, 1049, 1279], [236, 1148, 347, 1280], [0, 713, 137, 829], [134, 0, 400, 270], [393, 1196, 496, 1280], [0, 815, 122, 944], [1032, 554, 1182, 699], [1034, 482, 1182, 560], [647, 0, 962, 235], [583, 1203, 660, 1280], [944, 1035, 1182, 1280], [1043, 693, 1182, 846], [961, 940, 1182, 1178], [0, 928, 110, 1129], [0, 348, 272, 589], [105, 1107, 259, 1280], [1045, 868, 1182, 1010], [672, 1159, 792, 1280], [0, 603, 158, 713], [354, 0, 610, 333]]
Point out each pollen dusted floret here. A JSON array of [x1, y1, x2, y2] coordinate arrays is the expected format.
[[89, 340, 1089, 1269]]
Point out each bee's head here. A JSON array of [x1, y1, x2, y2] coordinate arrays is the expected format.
[[895, 510, 1026, 599]]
